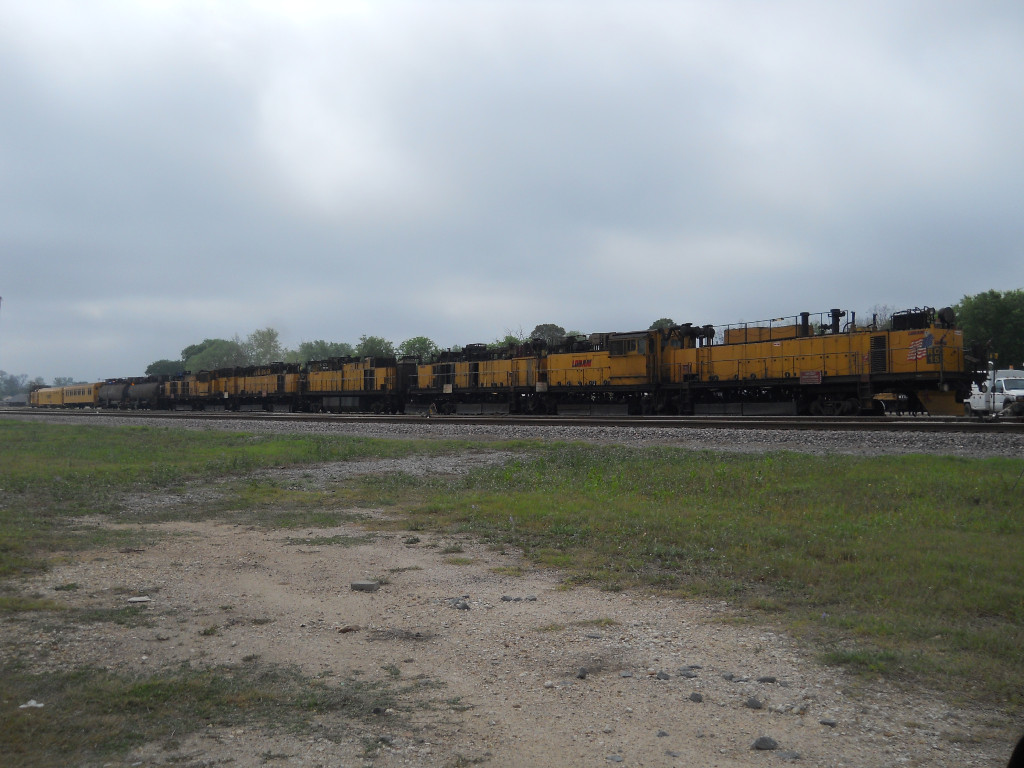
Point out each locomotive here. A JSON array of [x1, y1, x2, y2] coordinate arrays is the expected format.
[[29, 305, 979, 416]]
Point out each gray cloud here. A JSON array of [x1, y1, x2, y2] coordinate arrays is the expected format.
[[1, 1, 1022, 381]]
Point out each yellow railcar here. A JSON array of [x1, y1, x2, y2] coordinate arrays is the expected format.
[[62, 383, 101, 407], [30, 386, 64, 407]]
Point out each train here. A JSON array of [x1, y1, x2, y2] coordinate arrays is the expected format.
[[29, 305, 981, 417]]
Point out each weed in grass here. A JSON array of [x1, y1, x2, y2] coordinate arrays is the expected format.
[[72, 605, 153, 627], [0, 596, 66, 613], [444, 556, 474, 566], [284, 534, 376, 547], [490, 566, 524, 577], [537, 623, 566, 632]]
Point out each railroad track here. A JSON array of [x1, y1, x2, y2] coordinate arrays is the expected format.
[[5, 407, 1022, 433]]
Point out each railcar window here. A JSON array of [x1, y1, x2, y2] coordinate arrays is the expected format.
[[609, 338, 645, 356]]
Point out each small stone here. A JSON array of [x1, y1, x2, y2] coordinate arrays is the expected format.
[[620, 671, 633, 678], [576, 668, 588, 679], [350, 581, 380, 592], [678, 668, 698, 678], [453, 600, 470, 610], [656, 730, 669, 737], [820, 718, 838, 728], [758, 675, 778, 684], [745, 697, 765, 710], [543, 680, 555, 689], [656, 671, 670, 680], [607, 756, 623, 763], [752, 736, 779, 751], [688, 692, 704, 703]]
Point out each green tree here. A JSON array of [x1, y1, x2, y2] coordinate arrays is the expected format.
[[530, 324, 566, 345], [291, 340, 355, 363], [489, 334, 522, 351], [861, 304, 896, 330], [955, 289, 1024, 368], [51, 376, 77, 386], [355, 335, 395, 358], [397, 336, 438, 359], [184, 338, 247, 371], [146, 359, 185, 376], [180, 339, 221, 363], [0, 371, 29, 397], [649, 318, 675, 331], [245, 328, 284, 365]]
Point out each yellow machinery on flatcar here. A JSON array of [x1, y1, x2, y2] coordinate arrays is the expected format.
[[25, 302, 977, 417], [410, 344, 537, 414], [235, 363, 301, 411], [658, 306, 969, 415], [305, 357, 407, 412]]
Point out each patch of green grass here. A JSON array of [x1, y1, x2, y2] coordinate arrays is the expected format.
[[490, 565, 524, 576], [4, 421, 1023, 711], [385, 443, 1024, 707], [284, 533, 377, 547], [0, 421, 486, 575], [0, 596, 66, 613], [0, 661, 397, 768]]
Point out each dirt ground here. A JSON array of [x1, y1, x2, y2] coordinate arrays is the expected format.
[[3, 456, 1019, 768]]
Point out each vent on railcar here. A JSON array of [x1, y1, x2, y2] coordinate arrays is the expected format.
[[891, 307, 935, 331], [870, 334, 888, 374]]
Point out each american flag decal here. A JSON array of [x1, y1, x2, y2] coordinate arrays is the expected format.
[[907, 333, 933, 361]]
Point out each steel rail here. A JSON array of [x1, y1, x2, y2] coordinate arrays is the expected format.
[[4, 408, 1022, 433]]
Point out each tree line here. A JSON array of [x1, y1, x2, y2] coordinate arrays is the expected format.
[[139, 292, 1024, 378], [3, 290, 1021, 396]]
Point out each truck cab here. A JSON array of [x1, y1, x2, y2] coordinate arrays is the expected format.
[[966, 369, 1024, 416]]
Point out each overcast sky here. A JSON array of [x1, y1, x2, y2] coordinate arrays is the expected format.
[[2, 1, 1022, 382]]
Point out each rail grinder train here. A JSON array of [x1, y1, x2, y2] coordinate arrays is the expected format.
[[29, 305, 980, 417]]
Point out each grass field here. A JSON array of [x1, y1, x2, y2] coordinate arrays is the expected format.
[[1, 419, 1021, 762]]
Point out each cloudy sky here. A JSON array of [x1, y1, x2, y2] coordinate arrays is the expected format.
[[2, 1, 1022, 382]]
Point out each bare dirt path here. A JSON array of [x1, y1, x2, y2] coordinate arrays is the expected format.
[[6, 494, 1013, 768]]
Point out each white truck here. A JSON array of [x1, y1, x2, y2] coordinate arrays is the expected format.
[[965, 369, 1024, 416]]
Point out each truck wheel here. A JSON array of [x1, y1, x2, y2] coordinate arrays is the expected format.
[[964, 403, 973, 417]]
